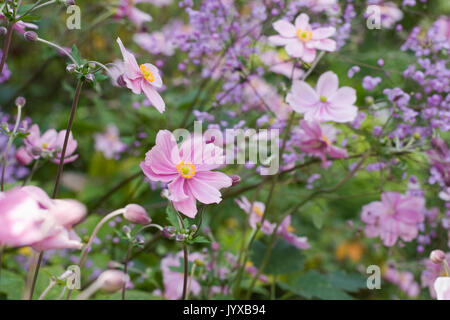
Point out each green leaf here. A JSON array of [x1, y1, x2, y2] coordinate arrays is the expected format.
[[250, 239, 305, 275], [18, 15, 40, 22], [166, 205, 181, 231], [189, 236, 210, 244], [0, 270, 25, 300], [279, 270, 365, 300], [71, 44, 83, 65]]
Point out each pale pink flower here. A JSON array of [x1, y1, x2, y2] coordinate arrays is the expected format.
[[434, 277, 450, 300], [384, 265, 420, 297], [379, 2, 403, 29], [277, 215, 310, 250], [0, 186, 86, 250], [361, 192, 425, 247], [286, 71, 358, 123], [23, 124, 78, 164], [94, 124, 127, 159], [235, 196, 276, 235], [115, 0, 152, 27], [268, 13, 336, 63], [140, 130, 232, 217], [116, 37, 165, 113], [160, 250, 204, 300], [295, 120, 347, 168]]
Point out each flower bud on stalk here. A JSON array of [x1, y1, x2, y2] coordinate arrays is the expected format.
[[0, 27, 7, 37], [66, 64, 76, 74], [85, 73, 95, 83], [15, 97, 26, 108], [24, 31, 38, 42]]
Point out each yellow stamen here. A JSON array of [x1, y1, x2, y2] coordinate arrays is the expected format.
[[245, 261, 253, 268], [42, 143, 48, 149], [287, 225, 295, 233], [140, 64, 155, 83], [296, 29, 312, 42], [253, 205, 264, 217], [321, 135, 332, 145], [176, 161, 196, 179]]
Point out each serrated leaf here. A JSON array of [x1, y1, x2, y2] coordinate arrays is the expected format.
[[71, 44, 83, 65], [166, 205, 181, 231]]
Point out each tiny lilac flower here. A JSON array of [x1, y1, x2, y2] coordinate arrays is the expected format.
[[268, 13, 336, 63], [94, 124, 127, 159], [116, 37, 165, 113], [286, 71, 358, 123]]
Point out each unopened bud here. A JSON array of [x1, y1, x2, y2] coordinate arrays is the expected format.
[[24, 31, 38, 42], [230, 174, 241, 186], [122, 225, 131, 234], [190, 225, 197, 232], [430, 250, 446, 264], [124, 204, 151, 225], [97, 270, 129, 293], [66, 64, 76, 74], [162, 227, 174, 239], [0, 27, 7, 37], [85, 73, 95, 83], [15, 96, 26, 108], [135, 235, 145, 244], [116, 75, 127, 88], [175, 233, 185, 242]]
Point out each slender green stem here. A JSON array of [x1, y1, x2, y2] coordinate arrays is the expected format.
[[182, 244, 189, 300], [121, 243, 133, 300], [27, 251, 42, 300], [1, 104, 22, 191], [185, 263, 197, 300]]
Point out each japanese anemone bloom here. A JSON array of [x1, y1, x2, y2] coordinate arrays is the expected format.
[[286, 71, 358, 123], [235, 196, 276, 235], [295, 120, 347, 168], [268, 13, 336, 63], [115, 0, 153, 28], [360, 192, 425, 247], [278, 215, 310, 250], [21, 124, 78, 164], [116, 37, 165, 113], [140, 130, 232, 217], [0, 186, 86, 250]]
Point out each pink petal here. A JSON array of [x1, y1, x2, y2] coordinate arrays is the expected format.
[[329, 86, 357, 106], [294, 13, 310, 30], [168, 176, 189, 201], [194, 171, 232, 190], [316, 71, 339, 97], [302, 47, 316, 63], [313, 39, 336, 52], [312, 27, 335, 40], [188, 178, 223, 204], [142, 82, 165, 113], [173, 192, 198, 218], [285, 41, 305, 58], [273, 20, 296, 38], [116, 37, 141, 80], [140, 161, 178, 182], [286, 80, 318, 113], [268, 35, 294, 46]]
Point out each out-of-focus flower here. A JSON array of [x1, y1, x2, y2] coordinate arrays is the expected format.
[[434, 277, 450, 300], [160, 250, 204, 300], [0, 186, 86, 250], [0, 50, 11, 83], [235, 196, 276, 235], [116, 38, 165, 113], [384, 264, 420, 297], [294, 120, 347, 168], [277, 215, 310, 250], [378, 2, 404, 29], [286, 71, 358, 123], [268, 13, 336, 63], [361, 192, 425, 246], [94, 124, 127, 160], [335, 241, 365, 262], [115, 0, 152, 28], [140, 130, 232, 217], [23, 124, 78, 164]]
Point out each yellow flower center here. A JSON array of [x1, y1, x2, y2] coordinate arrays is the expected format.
[[320, 96, 327, 102], [296, 29, 312, 42], [140, 64, 155, 83], [286, 225, 295, 233], [253, 205, 264, 217], [245, 261, 253, 268], [321, 135, 332, 145], [42, 143, 48, 149], [176, 161, 196, 179]]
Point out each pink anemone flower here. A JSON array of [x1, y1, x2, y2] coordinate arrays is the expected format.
[[116, 37, 165, 113], [286, 71, 358, 123], [360, 192, 425, 247], [268, 13, 336, 63], [295, 120, 347, 168], [115, 0, 153, 28], [277, 215, 310, 250], [140, 130, 232, 217], [235, 196, 276, 235]]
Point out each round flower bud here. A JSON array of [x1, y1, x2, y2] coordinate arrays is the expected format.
[[175, 233, 185, 242], [135, 235, 145, 244], [24, 31, 38, 42], [66, 64, 76, 74], [116, 75, 127, 87], [430, 250, 446, 265], [162, 227, 174, 239], [124, 204, 151, 225], [230, 174, 241, 186], [97, 270, 129, 293], [15, 96, 26, 108], [0, 27, 7, 37], [190, 224, 197, 232], [122, 225, 131, 235], [84, 73, 95, 83], [64, 0, 76, 5]]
